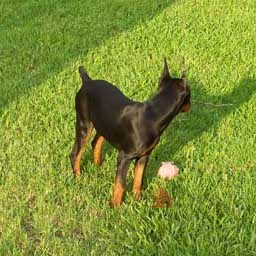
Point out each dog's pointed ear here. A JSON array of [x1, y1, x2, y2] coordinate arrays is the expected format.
[[161, 57, 170, 79], [159, 58, 170, 87]]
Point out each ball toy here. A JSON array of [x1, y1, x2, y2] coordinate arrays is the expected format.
[[157, 162, 179, 180]]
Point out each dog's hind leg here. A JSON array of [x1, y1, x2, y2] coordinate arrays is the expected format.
[[70, 93, 93, 176], [70, 118, 93, 176], [91, 133, 104, 166]]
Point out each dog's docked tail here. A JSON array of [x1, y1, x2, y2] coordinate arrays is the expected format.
[[78, 66, 92, 83]]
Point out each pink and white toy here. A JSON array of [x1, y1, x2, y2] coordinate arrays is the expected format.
[[157, 162, 179, 180]]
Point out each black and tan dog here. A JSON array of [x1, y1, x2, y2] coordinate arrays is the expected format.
[[70, 59, 191, 207]]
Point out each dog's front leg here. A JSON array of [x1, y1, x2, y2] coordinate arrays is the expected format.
[[133, 153, 150, 201], [110, 151, 131, 207]]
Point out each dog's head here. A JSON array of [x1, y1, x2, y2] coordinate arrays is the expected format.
[[158, 58, 191, 112]]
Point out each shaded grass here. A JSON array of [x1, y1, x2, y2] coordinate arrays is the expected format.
[[1, 0, 256, 255], [0, 0, 171, 113]]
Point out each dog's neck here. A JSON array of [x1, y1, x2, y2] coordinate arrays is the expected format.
[[147, 88, 186, 133]]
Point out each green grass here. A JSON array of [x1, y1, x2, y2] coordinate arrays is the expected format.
[[1, 0, 256, 255]]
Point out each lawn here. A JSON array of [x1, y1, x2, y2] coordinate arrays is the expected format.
[[1, 0, 256, 255]]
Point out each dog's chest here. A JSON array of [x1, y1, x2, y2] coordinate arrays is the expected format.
[[140, 137, 160, 155]]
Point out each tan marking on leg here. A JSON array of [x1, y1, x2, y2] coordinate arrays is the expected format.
[[133, 162, 146, 200], [93, 136, 104, 166], [182, 102, 191, 112], [110, 179, 125, 207], [73, 123, 93, 176]]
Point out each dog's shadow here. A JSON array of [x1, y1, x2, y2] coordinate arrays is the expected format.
[[144, 77, 256, 186]]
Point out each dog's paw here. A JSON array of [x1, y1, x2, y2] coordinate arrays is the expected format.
[[133, 190, 142, 201]]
